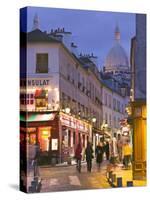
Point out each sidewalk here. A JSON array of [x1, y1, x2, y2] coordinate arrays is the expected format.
[[107, 164, 146, 187], [40, 159, 86, 168]]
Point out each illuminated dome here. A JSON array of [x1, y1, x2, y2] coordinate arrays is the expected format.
[[105, 25, 129, 73], [105, 42, 129, 67]]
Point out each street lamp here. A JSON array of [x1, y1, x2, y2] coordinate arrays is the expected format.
[[92, 117, 97, 123], [65, 107, 71, 114]]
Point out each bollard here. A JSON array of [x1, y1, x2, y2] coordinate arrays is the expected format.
[[117, 177, 122, 187], [112, 174, 116, 183], [108, 171, 113, 180], [28, 186, 34, 193], [31, 180, 37, 191], [127, 181, 133, 187]]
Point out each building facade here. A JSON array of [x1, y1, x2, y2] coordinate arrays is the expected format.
[[20, 16, 104, 164], [101, 80, 129, 137], [20, 15, 130, 165], [130, 14, 146, 180]]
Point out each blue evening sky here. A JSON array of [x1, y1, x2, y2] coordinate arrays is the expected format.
[[26, 6, 135, 68]]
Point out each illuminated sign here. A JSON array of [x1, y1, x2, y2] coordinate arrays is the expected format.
[[20, 79, 49, 87], [60, 113, 90, 133]]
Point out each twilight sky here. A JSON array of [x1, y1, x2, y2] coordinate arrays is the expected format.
[[26, 6, 135, 68]]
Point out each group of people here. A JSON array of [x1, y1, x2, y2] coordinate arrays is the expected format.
[[75, 141, 94, 172], [109, 133, 132, 169], [74, 133, 132, 173], [75, 140, 108, 173]]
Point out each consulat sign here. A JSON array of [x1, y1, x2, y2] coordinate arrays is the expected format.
[[20, 79, 50, 87]]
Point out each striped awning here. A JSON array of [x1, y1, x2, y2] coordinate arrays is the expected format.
[[20, 113, 56, 122]]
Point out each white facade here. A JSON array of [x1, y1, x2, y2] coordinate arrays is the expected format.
[[102, 85, 129, 135]]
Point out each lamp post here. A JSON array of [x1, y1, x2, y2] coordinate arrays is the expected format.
[[65, 107, 71, 114], [91, 117, 97, 151]]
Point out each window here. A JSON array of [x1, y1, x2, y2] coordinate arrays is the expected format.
[[114, 116, 116, 128], [35, 89, 48, 108], [122, 104, 124, 113], [68, 130, 71, 147], [109, 114, 111, 126], [73, 132, 76, 145], [117, 100, 120, 112], [105, 93, 107, 106], [36, 53, 48, 73], [105, 113, 108, 124], [108, 95, 111, 108], [113, 98, 116, 110], [20, 93, 34, 105]]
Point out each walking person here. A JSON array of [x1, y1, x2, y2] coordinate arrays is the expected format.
[[104, 141, 110, 161], [122, 140, 132, 169], [110, 133, 118, 165], [95, 142, 104, 171], [85, 141, 93, 172], [117, 134, 123, 163], [75, 141, 82, 172]]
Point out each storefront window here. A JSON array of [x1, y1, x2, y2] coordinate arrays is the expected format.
[[38, 127, 51, 152], [68, 130, 71, 147], [73, 132, 76, 145]]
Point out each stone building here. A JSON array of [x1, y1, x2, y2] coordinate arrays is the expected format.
[[130, 14, 146, 180]]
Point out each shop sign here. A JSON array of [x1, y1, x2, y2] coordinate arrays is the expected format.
[[60, 113, 89, 133], [21, 79, 50, 87]]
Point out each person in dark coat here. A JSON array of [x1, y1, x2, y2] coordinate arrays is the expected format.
[[104, 141, 110, 161], [75, 142, 82, 172], [85, 142, 93, 172], [95, 142, 104, 170]]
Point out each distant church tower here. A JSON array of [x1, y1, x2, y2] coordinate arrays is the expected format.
[[104, 24, 129, 74], [32, 13, 39, 30], [115, 25, 120, 41]]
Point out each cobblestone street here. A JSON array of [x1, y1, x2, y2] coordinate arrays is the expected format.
[[39, 160, 111, 192]]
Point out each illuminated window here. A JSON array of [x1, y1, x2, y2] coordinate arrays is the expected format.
[[35, 90, 48, 109]]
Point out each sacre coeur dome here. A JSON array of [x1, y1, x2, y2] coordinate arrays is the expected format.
[[105, 42, 129, 68], [105, 25, 129, 70]]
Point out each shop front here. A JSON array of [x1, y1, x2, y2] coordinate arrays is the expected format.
[[59, 112, 92, 163], [20, 111, 59, 165]]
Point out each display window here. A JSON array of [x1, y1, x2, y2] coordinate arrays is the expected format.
[[38, 127, 51, 152], [35, 89, 48, 109]]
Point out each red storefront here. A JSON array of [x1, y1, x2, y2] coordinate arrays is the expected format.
[[20, 111, 59, 165], [59, 112, 92, 161], [20, 111, 92, 165]]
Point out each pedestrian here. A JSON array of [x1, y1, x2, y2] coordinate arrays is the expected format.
[[110, 133, 118, 165], [117, 134, 123, 163], [85, 141, 94, 172], [95, 142, 103, 170], [104, 140, 110, 161], [75, 141, 82, 172], [34, 141, 40, 177], [122, 140, 132, 169]]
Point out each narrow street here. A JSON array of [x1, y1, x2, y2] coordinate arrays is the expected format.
[[39, 160, 111, 192]]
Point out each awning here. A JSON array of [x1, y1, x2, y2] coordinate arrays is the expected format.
[[20, 113, 56, 122]]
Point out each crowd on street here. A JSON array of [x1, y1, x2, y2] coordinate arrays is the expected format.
[[75, 133, 132, 173]]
